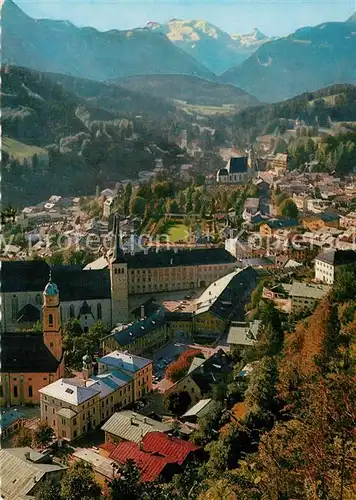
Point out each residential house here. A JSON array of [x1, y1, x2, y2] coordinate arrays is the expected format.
[[272, 153, 289, 171], [72, 449, 115, 487], [0, 409, 25, 440], [165, 349, 232, 406], [315, 249, 356, 284], [226, 320, 262, 348], [101, 411, 172, 444], [39, 351, 152, 441], [181, 398, 214, 424], [193, 267, 258, 336], [340, 211, 356, 229], [302, 212, 340, 231], [0, 447, 66, 500], [260, 218, 299, 238], [289, 281, 330, 313]]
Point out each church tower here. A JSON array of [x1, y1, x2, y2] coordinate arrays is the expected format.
[[43, 273, 62, 361], [110, 217, 129, 326]]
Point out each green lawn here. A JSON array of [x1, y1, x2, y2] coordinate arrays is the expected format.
[[2, 136, 46, 162], [167, 223, 190, 243]]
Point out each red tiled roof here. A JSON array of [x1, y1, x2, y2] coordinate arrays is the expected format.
[[109, 441, 174, 482], [142, 431, 200, 465]]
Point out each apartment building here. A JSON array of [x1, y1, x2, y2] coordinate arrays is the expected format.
[[39, 351, 152, 441], [315, 249, 356, 284]]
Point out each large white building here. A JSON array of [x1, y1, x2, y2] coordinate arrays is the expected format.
[[315, 249, 356, 284]]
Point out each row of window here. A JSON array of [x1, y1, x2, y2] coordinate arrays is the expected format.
[[11, 297, 103, 323], [0, 385, 33, 398]]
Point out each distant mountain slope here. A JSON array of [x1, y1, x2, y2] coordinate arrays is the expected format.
[[111, 74, 259, 108], [221, 22, 356, 102], [347, 12, 356, 22], [147, 19, 274, 74], [228, 84, 356, 146], [2, 0, 214, 81]]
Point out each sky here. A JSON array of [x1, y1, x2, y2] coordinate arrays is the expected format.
[[15, 0, 356, 37]]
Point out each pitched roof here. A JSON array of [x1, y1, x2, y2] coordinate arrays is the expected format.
[[227, 321, 259, 346], [316, 249, 356, 266], [39, 378, 100, 405], [142, 431, 200, 465], [109, 440, 172, 482], [125, 248, 236, 269], [51, 265, 111, 300], [182, 399, 214, 419], [99, 351, 152, 373], [72, 449, 115, 479], [289, 281, 330, 299], [1, 260, 49, 292], [16, 304, 41, 323], [0, 447, 65, 500], [106, 308, 167, 347], [264, 217, 299, 230], [0, 410, 25, 431], [228, 157, 248, 174], [1, 332, 61, 373], [194, 267, 258, 320], [101, 411, 172, 442]]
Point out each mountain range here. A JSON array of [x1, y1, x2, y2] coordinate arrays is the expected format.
[[2, 0, 214, 81], [347, 12, 356, 22], [146, 19, 275, 74], [222, 21, 356, 102]]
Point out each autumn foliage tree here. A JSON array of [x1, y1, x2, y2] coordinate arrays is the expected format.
[[165, 349, 204, 383]]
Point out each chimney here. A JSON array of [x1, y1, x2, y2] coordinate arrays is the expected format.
[[141, 305, 145, 320], [24, 452, 31, 461]]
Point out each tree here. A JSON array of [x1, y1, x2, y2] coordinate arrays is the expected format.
[[130, 196, 146, 217], [60, 460, 101, 500], [279, 198, 298, 218], [191, 402, 223, 446], [34, 478, 61, 500], [167, 199, 180, 215], [244, 357, 279, 421], [33, 420, 54, 449], [165, 391, 191, 416], [105, 459, 142, 500], [12, 427, 33, 447]]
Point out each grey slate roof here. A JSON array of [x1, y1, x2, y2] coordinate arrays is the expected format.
[[1, 260, 49, 292], [125, 248, 236, 269], [16, 304, 41, 323], [194, 267, 258, 320], [316, 249, 356, 266], [51, 265, 111, 300], [101, 411, 172, 442], [0, 447, 66, 500], [1, 332, 61, 373], [289, 281, 330, 299], [107, 307, 167, 347], [228, 157, 248, 173]]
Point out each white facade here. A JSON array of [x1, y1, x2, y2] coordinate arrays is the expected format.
[[315, 258, 335, 284]]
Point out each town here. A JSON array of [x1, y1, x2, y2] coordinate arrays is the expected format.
[[1, 134, 356, 499]]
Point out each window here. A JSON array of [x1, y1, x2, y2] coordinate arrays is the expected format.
[[69, 305, 75, 318], [28, 386, 33, 398], [53, 420, 55, 427], [35, 294, 42, 306], [74, 430, 77, 438], [97, 303, 102, 320], [62, 430, 66, 437], [12, 296, 18, 322], [48, 314, 54, 326], [0, 386, 3, 398], [73, 418, 77, 425], [62, 418, 65, 425], [45, 405, 47, 411], [13, 386, 18, 398]]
